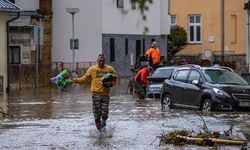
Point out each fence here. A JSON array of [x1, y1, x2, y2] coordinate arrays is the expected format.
[[9, 62, 96, 90]]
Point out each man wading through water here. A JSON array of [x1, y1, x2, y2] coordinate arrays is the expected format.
[[71, 54, 116, 134]]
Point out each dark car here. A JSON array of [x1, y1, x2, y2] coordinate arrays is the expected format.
[[160, 64, 250, 111], [146, 66, 176, 98]]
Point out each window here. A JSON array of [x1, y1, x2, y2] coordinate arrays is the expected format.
[[189, 15, 201, 43], [136, 40, 141, 59], [131, 1, 136, 9], [9, 46, 20, 64], [117, 0, 124, 8], [154, 69, 174, 77], [125, 38, 128, 55], [187, 70, 201, 84], [110, 38, 115, 62], [170, 15, 176, 27], [174, 70, 190, 82], [142, 39, 145, 54]]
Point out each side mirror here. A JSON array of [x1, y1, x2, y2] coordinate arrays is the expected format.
[[192, 80, 199, 85]]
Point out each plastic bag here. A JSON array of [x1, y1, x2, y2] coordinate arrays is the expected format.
[[50, 69, 73, 92]]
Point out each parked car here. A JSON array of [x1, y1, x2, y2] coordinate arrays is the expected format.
[[160, 64, 250, 111], [146, 66, 176, 98]]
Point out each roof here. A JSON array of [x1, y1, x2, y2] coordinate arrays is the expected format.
[[0, 0, 21, 12]]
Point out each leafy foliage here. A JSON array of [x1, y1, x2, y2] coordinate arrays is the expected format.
[[130, 0, 153, 34], [130, 0, 153, 19], [167, 25, 188, 60]]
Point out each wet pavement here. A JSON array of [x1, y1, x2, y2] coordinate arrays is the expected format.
[[0, 79, 250, 150]]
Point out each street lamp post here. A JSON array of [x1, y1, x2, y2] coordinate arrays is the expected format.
[[244, 1, 250, 73], [66, 8, 80, 71]]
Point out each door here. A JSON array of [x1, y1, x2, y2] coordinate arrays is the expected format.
[[171, 69, 190, 105], [185, 70, 203, 106]]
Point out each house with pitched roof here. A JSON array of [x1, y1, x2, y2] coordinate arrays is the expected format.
[[0, 0, 21, 93]]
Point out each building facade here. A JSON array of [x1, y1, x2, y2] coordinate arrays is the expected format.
[[170, 0, 247, 72], [0, 0, 21, 93], [53, 0, 170, 77], [9, 0, 52, 64]]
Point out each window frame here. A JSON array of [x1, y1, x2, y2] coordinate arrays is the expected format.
[[170, 15, 176, 27], [188, 15, 201, 44], [173, 69, 190, 83], [187, 70, 201, 84], [117, 0, 124, 8], [9, 46, 21, 64]]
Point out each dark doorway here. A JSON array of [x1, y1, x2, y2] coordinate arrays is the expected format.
[[9, 46, 20, 64], [136, 40, 141, 59]]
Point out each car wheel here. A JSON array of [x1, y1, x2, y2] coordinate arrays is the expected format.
[[161, 94, 172, 109], [202, 99, 212, 112]]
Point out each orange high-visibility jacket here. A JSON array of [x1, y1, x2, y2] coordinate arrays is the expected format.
[[134, 67, 150, 86], [146, 47, 160, 64]]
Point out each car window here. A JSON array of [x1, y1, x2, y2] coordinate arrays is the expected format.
[[153, 68, 174, 77], [203, 69, 248, 85], [187, 70, 201, 84], [173, 70, 190, 82]]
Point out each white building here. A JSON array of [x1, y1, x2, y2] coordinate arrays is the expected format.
[[6, 0, 170, 78], [53, 0, 170, 76]]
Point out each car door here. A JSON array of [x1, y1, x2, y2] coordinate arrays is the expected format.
[[184, 70, 203, 107], [171, 69, 190, 105]]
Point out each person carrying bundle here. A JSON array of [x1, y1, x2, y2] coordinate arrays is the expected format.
[[70, 54, 116, 134]]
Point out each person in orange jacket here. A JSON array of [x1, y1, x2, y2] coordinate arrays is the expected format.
[[133, 66, 153, 99], [145, 40, 161, 70]]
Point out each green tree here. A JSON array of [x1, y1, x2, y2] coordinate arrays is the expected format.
[[167, 25, 188, 61]]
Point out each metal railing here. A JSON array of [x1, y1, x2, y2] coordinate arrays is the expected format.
[[9, 61, 96, 90]]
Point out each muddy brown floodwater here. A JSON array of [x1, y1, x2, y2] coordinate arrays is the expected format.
[[0, 79, 249, 149]]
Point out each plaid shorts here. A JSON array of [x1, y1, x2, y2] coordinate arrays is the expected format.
[[92, 95, 110, 120]]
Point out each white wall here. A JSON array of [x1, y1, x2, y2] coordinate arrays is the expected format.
[[52, 0, 102, 63], [0, 13, 9, 93], [15, 0, 39, 11], [161, 0, 170, 35], [102, 0, 169, 35]]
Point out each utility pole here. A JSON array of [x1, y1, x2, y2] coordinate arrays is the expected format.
[[66, 8, 80, 72], [221, 0, 225, 63], [34, 26, 43, 88], [244, 0, 250, 73]]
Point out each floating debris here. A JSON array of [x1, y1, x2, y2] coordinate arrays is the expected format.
[[158, 130, 247, 146], [156, 112, 248, 147]]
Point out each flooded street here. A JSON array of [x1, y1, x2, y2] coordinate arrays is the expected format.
[[0, 79, 250, 150]]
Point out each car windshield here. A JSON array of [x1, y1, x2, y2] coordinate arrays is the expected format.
[[153, 68, 174, 77], [202, 69, 248, 85]]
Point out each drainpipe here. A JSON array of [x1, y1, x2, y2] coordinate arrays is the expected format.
[[221, 0, 225, 63], [244, 0, 250, 73], [6, 12, 20, 93]]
